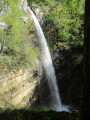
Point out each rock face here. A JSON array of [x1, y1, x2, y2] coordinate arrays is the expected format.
[[38, 45, 83, 110], [0, 1, 83, 110], [30, 5, 44, 25], [21, 0, 28, 11], [0, 1, 40, 109], [52, 46, 83, 109], [0, 69, 39, 109], [27, 4, 83, 110], [41, 17, 83, 109]]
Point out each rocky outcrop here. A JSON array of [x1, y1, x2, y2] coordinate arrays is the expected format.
[[37, 45, 83, 110], [30, 4, 44, 25], [40, 13, 83, 109], [0, 69, 39, 109], [21, 0, 28, 11], [0, 1, 40, 109], [52, 46, 83, 109]]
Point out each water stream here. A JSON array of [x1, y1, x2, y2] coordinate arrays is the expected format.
[[27, 7, 69, 112]]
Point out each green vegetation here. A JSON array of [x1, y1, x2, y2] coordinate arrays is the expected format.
[[0, 0, 39, 70], [47, 0, 84, 47], [28, 0, 85, 49], [0, 0, 85, 117], [0, 0, 85, 69]]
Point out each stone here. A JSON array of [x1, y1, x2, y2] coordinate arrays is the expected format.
[[0, 21, 7, 29], [30, 4, 44, 24], [0, 68, 39, 109], [21, 0, 28, 11]]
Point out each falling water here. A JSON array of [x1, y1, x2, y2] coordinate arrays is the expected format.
[[27, 7, 62, 111]]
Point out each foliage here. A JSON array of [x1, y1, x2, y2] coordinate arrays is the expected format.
[[45, 0, 85, 46], [0, 0, 25, 51], [28, 0, 54, 4], [28, 0, 85, 48], [0, 0, 85, 69], [0, 0, 39, 70]]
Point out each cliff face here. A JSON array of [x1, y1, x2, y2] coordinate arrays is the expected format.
[[0, 69, 39, 109], [0, 1, 83, 110], [52, 47, 83, 109], [0, 0, 40, 109]]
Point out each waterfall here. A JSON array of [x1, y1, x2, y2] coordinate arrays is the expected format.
[[27, 7, 62, 111]]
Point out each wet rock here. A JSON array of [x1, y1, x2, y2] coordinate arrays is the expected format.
[[52, 46, 83, 109], [30, 4, 44, 25]]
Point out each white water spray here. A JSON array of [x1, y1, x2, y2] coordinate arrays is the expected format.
[[27, 7, 63, 111]]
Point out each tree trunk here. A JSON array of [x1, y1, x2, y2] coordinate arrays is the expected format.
[[81, 0, 90, 120]]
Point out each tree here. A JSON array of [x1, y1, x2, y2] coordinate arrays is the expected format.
[[0, 0, 38, 69], [0, 0, 24, 52], [81, 0, 90, 119]]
